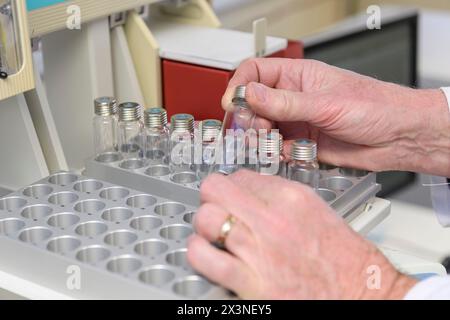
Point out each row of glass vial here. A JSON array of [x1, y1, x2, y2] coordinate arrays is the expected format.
[[93, 98, 169, 162], [93, 97, 320, 190]]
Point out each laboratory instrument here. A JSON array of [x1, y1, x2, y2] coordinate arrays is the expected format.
[[169, 114, 195, 174], [287, 139, 320, 190], [93, 97, 118, 157], [117, 102, 145, 160], [143, 107, 170, 165], [259, 131, 286, 177]]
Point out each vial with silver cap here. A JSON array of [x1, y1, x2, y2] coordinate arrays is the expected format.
[[197, 119, 222, 180], [259, 131, 286, 177], [287, 139, 320, 190], [143, 108, 169, 164], [221, 85, 259, 174], [93, 97, 118, 157], [117, 102, 145, 159], [169, 113, 195, 173]]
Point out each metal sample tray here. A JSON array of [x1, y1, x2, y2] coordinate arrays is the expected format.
[[85, 153, 380, 220], [0, 173, 230, 299]]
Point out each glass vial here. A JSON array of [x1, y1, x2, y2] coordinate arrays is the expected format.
[[287, 139, 319, 190], [144, 108, 170, 164], [170, 113, 195, 173], [221, 85, 258, 174], [197, 119, 222, 180], [93, 97, 118, 157], [117, 102, 144, 159], [259, 131, 286, 177]]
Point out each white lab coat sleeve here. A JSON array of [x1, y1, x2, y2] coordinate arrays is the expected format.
[[429, 88, 450, 227], [405, 276, 450, 300]]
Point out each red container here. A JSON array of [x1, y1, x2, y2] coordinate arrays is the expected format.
[[163, 40, 304, 121]]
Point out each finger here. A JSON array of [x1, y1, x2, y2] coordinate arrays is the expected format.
[[200, 174, 267, 230], [222, 58, 308, 111], [194, 203, 256, 259], [245, 82, 326, 123], [187, 235, 254, 296]]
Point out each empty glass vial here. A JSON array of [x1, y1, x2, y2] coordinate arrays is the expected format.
[[197, 119, 222, 180], [287, 139, 320, 190], [221, 85, 259, 174], [93, 97, 118, 156], [144, 108, 170, 164], [170, 113, 195, 173], [259, 131, 286, 177], [117, 102, 145, 159]]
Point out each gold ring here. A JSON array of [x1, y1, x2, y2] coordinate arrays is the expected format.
[[217, 215, 237, 246]]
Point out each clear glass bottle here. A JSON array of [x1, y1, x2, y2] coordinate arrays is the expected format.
[[287, 139, 320, 190], [169, 113, 195, 173], [117, 102, 144, 159], [93, 97, 118, 157], [259, 131, 286, 177], [197, 119, 222, 180], [144, 108, 170, 164], [221, 85, 259, 174]]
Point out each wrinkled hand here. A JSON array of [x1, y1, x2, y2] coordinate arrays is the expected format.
[[187, 171, 417, 299], [223, 58, 450, 177]]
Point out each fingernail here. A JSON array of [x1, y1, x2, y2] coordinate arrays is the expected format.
[[250, 83, 267, 103]]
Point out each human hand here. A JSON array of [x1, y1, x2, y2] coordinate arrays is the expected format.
[[222, 58, 450, 177], [187, 170, 417, 299]]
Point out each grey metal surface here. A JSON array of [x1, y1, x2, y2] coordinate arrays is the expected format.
[[85, 153, 380, 220], [85, 153, 200, 206], [0, 172, 229, 299]]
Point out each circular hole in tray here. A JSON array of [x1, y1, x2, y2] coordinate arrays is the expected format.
[[145, 165, 170, 177], [339, 167, 369, 178], [75, 221, 108, 237], [0, 197, 27, 211], [126, 195, 157, 209], [173, 276, 212, 298], [48, 192, 79, 206], [166, 249, 189, 268], [183, 212, 195, 224], [0, 218, 26, 236], [119, 159, 147, 170], [104, 230, 138, 247], [101, 207, 133, 222], [320, 177, 353, 192], [48, 172, 78, 186], [317, 188, 337, 202], [139, 266, 175, 287], [47, 213, 80, 229], [19, 227, 53, 244], [145, 149, 165, 161], [154, 203, 186, 216], [21, 205, 53, 220], [134, 239, 168, 257], [106, 256, 142, 275], [47, 236, 81, 254], [170, 172, 198, 184], [76, 246, 111, 264], [99, 187, 130, 201], [74, 200, 106, 214], [130, 216, 163, 232], [23, 185, 53, 198], [160, 225, 193, 240], [73, 180, 104, 193], [95, 152, 123, 163]]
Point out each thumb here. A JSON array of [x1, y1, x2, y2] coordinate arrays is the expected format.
[[246, 82, 322, 123]]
